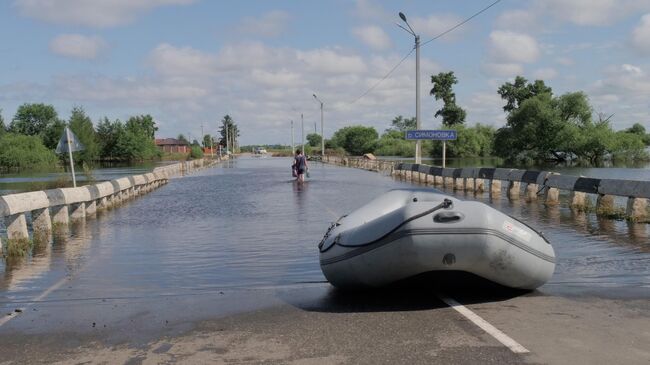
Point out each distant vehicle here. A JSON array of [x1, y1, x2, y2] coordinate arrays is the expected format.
[[254, 147, 268, 154]]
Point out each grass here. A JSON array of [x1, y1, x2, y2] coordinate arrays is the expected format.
[[5, 237, 31, 257]]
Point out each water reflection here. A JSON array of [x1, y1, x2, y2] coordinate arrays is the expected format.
[[0, 157, 648, 306]]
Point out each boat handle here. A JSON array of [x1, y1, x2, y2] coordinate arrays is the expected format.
[[433, 211, 463, 223]]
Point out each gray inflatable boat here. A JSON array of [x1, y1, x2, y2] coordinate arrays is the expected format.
[[319, 189, 555, 290]]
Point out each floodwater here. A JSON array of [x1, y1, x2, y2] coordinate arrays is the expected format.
[[0, 162, 168, 195], [0, 157, 649, 313]]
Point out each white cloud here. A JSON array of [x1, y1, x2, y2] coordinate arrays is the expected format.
[[238, 10, 290, 37], [410, 13, 464, 40], [3, 41, 445, 144], [296, 49, 366, 74], [532, 67, 558, 80], [494, 9, 539, 31], [352, 26, 392, 50], [556, 57, 574, 66], [632, 14, 650, 54], [481, 63, 524, 78], [464, 91, 507, 127], [488, 31, 540, 63], [589, 63, 650, 129], [14, 0, 195, 28], [354, 0, 390, 21], [49, 34, 107, 60], [532, 0, 650, 27], [148, 43, 218, 77]]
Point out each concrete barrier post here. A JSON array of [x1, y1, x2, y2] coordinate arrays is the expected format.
[[626, 197, 648, 221], [434, 176, 443, 186], [525, 183, 539, 200], [51, 205, 69, 226], [5, 213, 29, 240], [508, 181, 521, 200], [474, 178, 485, 193], [426, 174, 434, 185], [545, 187, 560, 205], [596, 194, 615, 214], [444, 177, 454, 188], [569, 191, 587, 209], [464, 178, 475, 191], [69, 203, 86, 220], [31, 207, 52, 233], [98, 197, 109, 210], [86, 200, 97, 215], [454, 178, 464, 191], [490, 180, 502, 196]]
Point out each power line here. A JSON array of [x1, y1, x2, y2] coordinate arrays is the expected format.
[[421, 0, 502, 47], [349, 47, 415, 105], [346, 0, 501, 106]]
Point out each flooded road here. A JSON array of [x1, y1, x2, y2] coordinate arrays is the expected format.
[[1, 156, 649, 305], [0, 156, 649, 363]]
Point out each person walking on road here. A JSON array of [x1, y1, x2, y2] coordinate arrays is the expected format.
[[293, 149, 308, 183]]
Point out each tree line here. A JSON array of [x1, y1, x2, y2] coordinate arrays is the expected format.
[[0, 103, 160, 170], [320, 73, 650, 164]]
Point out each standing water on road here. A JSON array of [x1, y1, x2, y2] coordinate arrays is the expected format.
[[1, 157, 649, 309]]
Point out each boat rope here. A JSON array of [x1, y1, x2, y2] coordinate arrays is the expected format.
[[325, 198, 453, 251]]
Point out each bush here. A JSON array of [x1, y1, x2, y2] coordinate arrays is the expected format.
[[190, 145, 204, 159], [0, 133, 59, 170]]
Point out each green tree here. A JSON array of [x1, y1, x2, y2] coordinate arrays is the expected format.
[[429, 124, 495, 158], [0, 133, 58, 170], [219, 115, 239, 150], [190, 145, 204, 159], [177, 134, 188, 144], [330, 125, 378, 155], [375, 129, 415, 156], [387, 115, 416, 132], [202, 134, 213, 148], [111, 115, 160, 161], [626, 122, 646, 135], [96, 117, 123, 160], [430, 71, 466, 126], [497, 76, 552, 113], [306, 133, 322, 147], [41, 119, 66, 150], [0, 109, 5, 136], [10, 103, 59, 136], [68, 106, 99, 165]]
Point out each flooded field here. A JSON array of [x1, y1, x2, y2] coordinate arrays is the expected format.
[[1, 156, 649, 309]]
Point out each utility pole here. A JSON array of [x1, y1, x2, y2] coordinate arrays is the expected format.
[[398, 12, 422, 164], [313, 94, 325, 157], [301, 113, 304, 154]]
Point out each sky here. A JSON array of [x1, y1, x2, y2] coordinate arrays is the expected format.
[[1, 0, 650, 145]]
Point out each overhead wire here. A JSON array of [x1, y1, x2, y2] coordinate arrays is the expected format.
[[345, 0, 502, 106], [421, 0, 502, 47]]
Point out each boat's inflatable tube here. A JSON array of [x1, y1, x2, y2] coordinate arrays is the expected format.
[[318, 189, 555, 290]]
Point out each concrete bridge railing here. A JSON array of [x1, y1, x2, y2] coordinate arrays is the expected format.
[[0, 157, 221, 254], [322, 155, 394, 172], [393, 163, 649, 222]]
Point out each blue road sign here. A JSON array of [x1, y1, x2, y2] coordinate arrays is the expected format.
[[405, 130, 457, 140]]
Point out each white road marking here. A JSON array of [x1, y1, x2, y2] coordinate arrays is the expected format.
[[0, 276, 69, 328], [438, 294, 529, 354]]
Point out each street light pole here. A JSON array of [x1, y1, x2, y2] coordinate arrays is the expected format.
[[301, 113, 304, 155], [398, 12, 422, 164], [313, 94, 325, 157]]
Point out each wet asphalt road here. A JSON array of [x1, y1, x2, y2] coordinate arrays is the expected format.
[[0, 157, 649, 364]]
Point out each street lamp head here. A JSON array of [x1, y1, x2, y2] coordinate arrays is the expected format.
[[399, 12, 407, 22]]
